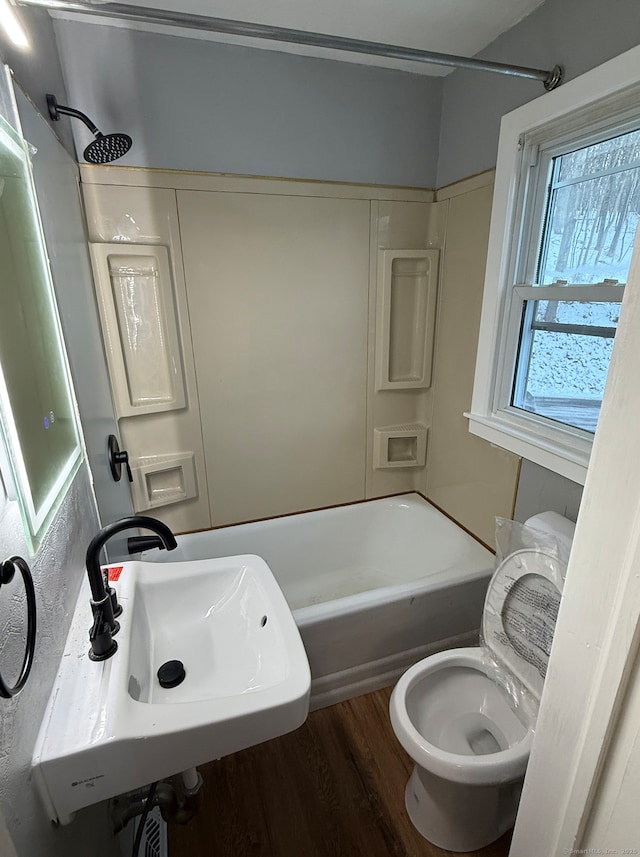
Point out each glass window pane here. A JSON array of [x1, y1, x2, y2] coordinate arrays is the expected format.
[[538, 128, 640, 285], [556, 129, 640, 183], [512, 301, 619, 433]]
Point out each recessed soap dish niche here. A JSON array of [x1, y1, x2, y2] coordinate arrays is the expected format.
[[373, 424, 428, 469], [130, 453, 198, 511], [375, 249, 439, 391]]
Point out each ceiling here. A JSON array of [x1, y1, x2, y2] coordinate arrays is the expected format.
[[51, 0, 548, 75]]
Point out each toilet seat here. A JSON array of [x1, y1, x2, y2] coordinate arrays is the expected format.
[[390, 647, 534, 786], [482, 549, 564, 702]]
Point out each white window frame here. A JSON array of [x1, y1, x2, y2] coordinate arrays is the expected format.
[[466, 44, 640, 485]]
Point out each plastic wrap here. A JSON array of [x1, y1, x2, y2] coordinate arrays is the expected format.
[[495, 514, 573, 572], [480, 518, 569, 728]]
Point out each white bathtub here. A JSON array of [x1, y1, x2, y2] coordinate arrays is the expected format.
[[144, 493, 494, 708]]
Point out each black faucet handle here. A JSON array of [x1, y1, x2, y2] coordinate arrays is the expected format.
[[108, 434, 133, 483], [88, 607, 118, 661], [89, 606, 103, 641]]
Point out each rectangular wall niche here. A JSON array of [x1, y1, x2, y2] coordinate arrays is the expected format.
[[90, 242, 186, 416], [373, 424, 428, 469], [376, 249, 439, 390], [131, 452, 197, 511]]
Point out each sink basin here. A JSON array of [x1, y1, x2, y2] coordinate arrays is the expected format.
[[32, 555, 310, 824], [127, 560, 292, 705]]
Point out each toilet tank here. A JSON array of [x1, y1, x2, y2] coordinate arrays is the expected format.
[[524, 511, 576, 559]]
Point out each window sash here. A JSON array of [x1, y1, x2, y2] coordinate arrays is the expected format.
[[516, 114, 640, 287], [496, 284, 624, 429]]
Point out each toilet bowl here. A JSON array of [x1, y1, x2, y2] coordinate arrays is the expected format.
[[390, 513, 574, 852]]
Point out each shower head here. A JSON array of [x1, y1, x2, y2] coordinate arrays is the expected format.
[[46, 93, 132, 164], [83, 133, 133, 165]]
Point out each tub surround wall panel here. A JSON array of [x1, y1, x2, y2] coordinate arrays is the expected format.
[[81, 167, 518, 542], [83, 169, 436, 528], [81, 182, 212, 534], [54, 19, 442, 187], [426, 174, 520, 548], [366, 201, 434, 499], [177, 189, 370, 526]]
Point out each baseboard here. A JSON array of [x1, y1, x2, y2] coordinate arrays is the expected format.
[[309, 629, 479, 711]]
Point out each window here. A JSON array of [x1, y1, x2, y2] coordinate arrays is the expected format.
[[467, 45, 640, 484], [511, 128, 640, 433]]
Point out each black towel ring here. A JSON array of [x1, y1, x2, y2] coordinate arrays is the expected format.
[[0, 556, 37, 698]]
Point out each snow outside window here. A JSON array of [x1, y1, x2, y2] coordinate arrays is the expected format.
[[466, 46, 640, 485]]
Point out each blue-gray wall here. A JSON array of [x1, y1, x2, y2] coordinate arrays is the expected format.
[[437, 0, 640, 186], [53, 0, 640, 189], [514, 461, 583, 524], [0, 6, 74, 152], [54, 20, 443, 187]]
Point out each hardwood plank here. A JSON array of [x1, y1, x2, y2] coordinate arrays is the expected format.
[[169, 686, 512, 857]]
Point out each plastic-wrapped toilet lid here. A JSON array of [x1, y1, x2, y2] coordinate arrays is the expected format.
[[482, 549, 565, 702]]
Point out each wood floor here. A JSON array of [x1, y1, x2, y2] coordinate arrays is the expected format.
[[169, 686, 512, 857]]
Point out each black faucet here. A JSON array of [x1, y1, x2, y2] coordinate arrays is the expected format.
[[86, 515, 177, 661]]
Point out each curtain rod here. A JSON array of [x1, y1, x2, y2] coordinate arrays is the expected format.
[[17, 0, 563, 90]]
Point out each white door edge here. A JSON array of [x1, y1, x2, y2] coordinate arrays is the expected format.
[[511, 227, 640, 854]]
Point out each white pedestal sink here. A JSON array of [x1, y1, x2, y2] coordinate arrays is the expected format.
[[32, 555, 310, 824]]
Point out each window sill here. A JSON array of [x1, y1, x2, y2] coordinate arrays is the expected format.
[[465, 411, 590, 485]]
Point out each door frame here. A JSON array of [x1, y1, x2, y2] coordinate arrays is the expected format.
[[511, 225, 640, 852]]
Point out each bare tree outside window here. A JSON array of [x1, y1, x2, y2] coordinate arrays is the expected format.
[[539, 128, 640, 286]]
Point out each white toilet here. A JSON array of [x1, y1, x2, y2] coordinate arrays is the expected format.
[[390, 512, 575, 853]]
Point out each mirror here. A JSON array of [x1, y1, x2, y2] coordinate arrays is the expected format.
[[0, 107, 82, 551]]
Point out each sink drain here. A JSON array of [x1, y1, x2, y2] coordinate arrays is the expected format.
[[157, 660, 186, 688]]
